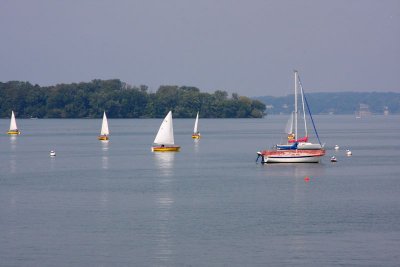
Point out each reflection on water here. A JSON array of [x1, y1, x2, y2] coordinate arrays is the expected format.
[[154, 152, 175, 177], [9, 136, 17, 173], [101, 141, 109, 170], [153, 152, 176, 265], [193, 138, 200, 153], [101, 140, 109, 151], [155, 191, 174, 263], [9, 135, 17, 149], [262, 162, 326, 179]]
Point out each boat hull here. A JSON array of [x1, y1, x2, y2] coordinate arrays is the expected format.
[[98, 135, 109, 141], [7, 130, 20, 135], [152, 146, 180, 152], [191, 134, 201, 139], [258, 149, 325, 163]]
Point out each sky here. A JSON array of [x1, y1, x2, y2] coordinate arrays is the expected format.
[[0, 0, 399, 96]]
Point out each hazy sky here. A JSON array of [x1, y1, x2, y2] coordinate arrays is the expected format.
[[1, 0, 399, 96]]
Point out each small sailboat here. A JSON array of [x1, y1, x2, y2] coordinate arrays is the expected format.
[[346, 149, 352, 156], [152, 111, 180, 152], [97, 111, 109, 141], [191, 112, 201, 139], [7, 110, 21, 135]]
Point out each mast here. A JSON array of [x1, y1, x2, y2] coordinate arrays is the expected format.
[[299, 74, 308, 137], [294, 70, 298, 140]]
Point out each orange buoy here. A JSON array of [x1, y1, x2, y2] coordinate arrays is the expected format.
[[304, 176, 310, 182]]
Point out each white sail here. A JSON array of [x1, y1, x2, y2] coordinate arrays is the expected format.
[[9, 111, 18, 131], [193, 112, 199, 134], [100, 111, 109, 136], [154, 111, 174, 145], [284, 112, 294, 134]]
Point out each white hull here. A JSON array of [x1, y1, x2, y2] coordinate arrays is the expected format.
[[262, 155, 323, 163], [258, 148, 325, 164], [297, 142, 323, 150]]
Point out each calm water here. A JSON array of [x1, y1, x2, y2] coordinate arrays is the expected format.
[[1, 116, 400, 266]]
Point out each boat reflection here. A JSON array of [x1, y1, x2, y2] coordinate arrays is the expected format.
[[154, 191, 174, 264], [9, 136, 17, 173], [101, 141, 109, 169], [193, 138, 200, 153], [153, 152, 175, 177], [153, 152, 176, 264], [101, 140, 109, 151]]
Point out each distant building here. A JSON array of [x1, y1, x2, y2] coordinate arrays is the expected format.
[[266, 105, 274, 110], [384, 106, 389, 116], [356, 103, 372, 117]]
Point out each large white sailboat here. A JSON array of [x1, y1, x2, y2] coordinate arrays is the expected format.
[[276, 72, 324, 150], [257, 71, 325, 163], [7, 110, 21, 135], [191, 111, 201, 139], [98, 111, 109, 141], [152, 111, 180, 152]]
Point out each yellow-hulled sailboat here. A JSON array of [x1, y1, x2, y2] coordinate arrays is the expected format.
[[191, 111, 201, 139], [7, 111, 21, 135], [97, 111, 109, 141], [152, 111, 180, 152]]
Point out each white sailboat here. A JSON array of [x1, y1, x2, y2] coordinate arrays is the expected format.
[[257, 71, 325, 163], [98, 111, 109, 141], [191, 111, 201, 139], [276, 71, 324, 150], [7, 110, 21, 135], [152, 111, 180, 152]]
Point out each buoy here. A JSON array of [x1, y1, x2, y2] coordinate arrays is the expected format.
[[330, 156, 337, 162], [50, 150, 56, 157], [304, 176, 310, 182], [346, 149, 352, 156]]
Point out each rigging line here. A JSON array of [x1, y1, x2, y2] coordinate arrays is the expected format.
[[297, 76, 322, 145]]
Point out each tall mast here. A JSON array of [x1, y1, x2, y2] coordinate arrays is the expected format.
[[294, 70, 298, 140], [299, 74, 308, 137]]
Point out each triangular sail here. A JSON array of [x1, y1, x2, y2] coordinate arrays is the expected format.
[[284, 112, 294, 134], [9, 111, 18, 131], [100, 111, 109, 135], [154, 111, 174, 145], [193, 112, 199, 134]]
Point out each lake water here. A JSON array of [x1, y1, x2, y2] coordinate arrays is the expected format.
[[1, 115, 400, 266]]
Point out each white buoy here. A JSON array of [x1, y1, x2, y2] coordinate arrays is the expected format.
[[334, 145, 339, 150], [346, 149, 352, 156], [50, 150, 56, 157], [330, 156, 337, 162]]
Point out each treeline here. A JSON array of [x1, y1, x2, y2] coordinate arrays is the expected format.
[[0, 80, 266, 118], [256, 92, 400, 115]]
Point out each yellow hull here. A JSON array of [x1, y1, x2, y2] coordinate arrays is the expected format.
[[98, 135, 109, 141], [152, 146, 180, 152], [192, 134, 201, 139], [7, 130, 20, 135]]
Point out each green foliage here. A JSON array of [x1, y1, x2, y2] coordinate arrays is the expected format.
[[0, 80, 266, 118]]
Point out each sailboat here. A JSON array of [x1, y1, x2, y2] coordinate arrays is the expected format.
[[97, 111, 109, 141], [191, 112, 201, 139], [257, 71, 325, 163], [7, 110, 21, 135], [276, 72, 324, 150], [152, 111, 180, 152]]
